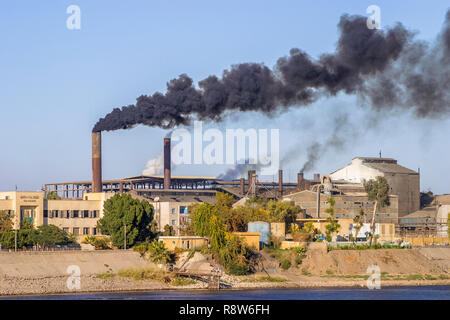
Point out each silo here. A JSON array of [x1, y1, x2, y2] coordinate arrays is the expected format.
[[248, 221, 271, 247]]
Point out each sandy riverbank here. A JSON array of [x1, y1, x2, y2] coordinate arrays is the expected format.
[[0, 247, 448, 296]]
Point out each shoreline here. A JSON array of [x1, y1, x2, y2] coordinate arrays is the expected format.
[[1, 274, 449, 297]]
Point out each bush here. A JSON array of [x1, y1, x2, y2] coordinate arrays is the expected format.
[[171, 276, 197, 286], [292, 246, 306, 265], [218, 234, 252, 275], [83, 236, 109, 250], [280, 259, 291, 270], [148, 240, 172, 265], [132, 243, 148, 257]]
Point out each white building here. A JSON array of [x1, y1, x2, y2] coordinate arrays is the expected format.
[[330, 157, 420, 219]]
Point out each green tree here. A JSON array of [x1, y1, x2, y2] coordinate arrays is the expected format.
[[34, 225, 72, 248], [162, 224, 175, 236], [0, 230, 15, 249], [0, 211, 13, 233], [97, 194, 155, 249], [352, 209, 365, 244], [45, 191, 61, 200], [325, 198, 340, 242], [148, 240, 171, 264], [189, 202, 215, 237], [187, 197, 253, 275], [215, 192, 235, 210], [364, 176, 390, 245], [218, 233, 251, 275], [266, 200, 300, 224], [208, 215, 226, 252]]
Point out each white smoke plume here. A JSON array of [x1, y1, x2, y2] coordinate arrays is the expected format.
[[142, 152, 164, 175]]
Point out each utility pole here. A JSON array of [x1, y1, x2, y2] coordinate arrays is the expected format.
[[124, 223, 127, 250], [14, 229, 17, 252]]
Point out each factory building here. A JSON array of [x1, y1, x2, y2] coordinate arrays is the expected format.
[[399, 194, 450, 237], [0, 190, 215, 238], [283, 182, 399, 224], [0, 130, 430, 240], [330, 157, 420, 218]]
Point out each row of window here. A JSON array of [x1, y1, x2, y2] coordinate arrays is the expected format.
[[44, 210, 99, 219], [172, 216, 191, 226], [62, 227, 97, 235]]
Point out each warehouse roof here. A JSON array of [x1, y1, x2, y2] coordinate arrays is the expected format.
[[351, 157, 418, 175]]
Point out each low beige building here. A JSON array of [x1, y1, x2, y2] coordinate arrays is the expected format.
[[0, 191, 113, 239], [158, 236, 208, 250], [233, 232, 262, 250]]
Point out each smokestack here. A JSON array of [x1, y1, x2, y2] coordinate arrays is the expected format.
[[92, 132, 102, 193], [297, 172, 304, 190], [304, 179, 311, 191], [240, 178, 245, 195], [278, 169, 283, 194], [314, 173, 320, 181], [248, 170, 256, 196], [163, 138, 171, 189]]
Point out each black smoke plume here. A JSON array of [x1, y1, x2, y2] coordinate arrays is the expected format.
[[217, 159, 262, 180], [93, 11, 450, 133]]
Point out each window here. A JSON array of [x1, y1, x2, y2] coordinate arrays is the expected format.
[[63, 227, 69, 233], [83, 227, 89, 235], [83, 210, 89, 218], [72, 227, 79, 235], [179, 206, 188, 214], [43, 210, 48, 218], [171, 208, 176, 214], [172, 220, 176, 226], [92, 228, 97, 235], [92, 211, 98, 218], [73, 210, 79, 218]]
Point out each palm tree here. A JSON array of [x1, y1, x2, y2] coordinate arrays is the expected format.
[[364, 176, 390, 246]]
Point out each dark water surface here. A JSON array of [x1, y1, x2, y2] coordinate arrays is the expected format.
[[2, 286, 449, 300]]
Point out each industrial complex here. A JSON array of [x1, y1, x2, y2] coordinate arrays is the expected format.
[[0, 131, 448, 242]]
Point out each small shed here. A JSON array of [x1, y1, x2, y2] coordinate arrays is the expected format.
[[233, 232, 262, 250], [248, 221, 271, 247]]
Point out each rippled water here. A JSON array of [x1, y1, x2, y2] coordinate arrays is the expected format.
[[3, 286, 449, 300]]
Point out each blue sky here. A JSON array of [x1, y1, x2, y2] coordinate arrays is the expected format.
[[0, 1, 449, 193]]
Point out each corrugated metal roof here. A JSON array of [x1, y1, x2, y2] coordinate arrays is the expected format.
[[363, 162, 418, 175]]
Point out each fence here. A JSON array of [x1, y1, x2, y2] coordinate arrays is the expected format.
[[402, 236, 449, 247], [0, 245, 81, 253]]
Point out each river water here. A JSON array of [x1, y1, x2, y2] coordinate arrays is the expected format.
[[3, 286, 449, 300]]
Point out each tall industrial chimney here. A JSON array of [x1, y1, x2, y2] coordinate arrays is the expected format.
[[248, 170, 256, 196], [297, 172, 304, 190], [163, 138, 171, 189], [92, 132, 102, 193], [278, 169, 283, 194], [240, 178, 245, 195]]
